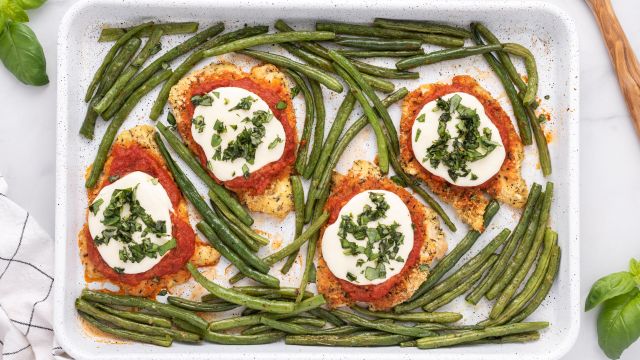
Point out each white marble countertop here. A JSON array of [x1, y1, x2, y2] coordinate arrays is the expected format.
[[1, 0, 639, 358]]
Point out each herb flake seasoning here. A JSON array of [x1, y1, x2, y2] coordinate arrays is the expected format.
[[423, 94, 500, 182], [92, 185, 176, 266], [338, 192, 406, 282], [229, 96, 256, 111]]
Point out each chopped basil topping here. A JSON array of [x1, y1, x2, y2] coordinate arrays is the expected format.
[[119, 237, 177, 263], [230, 124, 238, 131], [212, 91, 220, 99], [423, 94, 500, 182], [191, 94, 213, 106], [229, 96, 256, 111], [242, 164, 250, 178], [192, 115, 205, 133], [346, 272, 357, 282], [268, 136, 283, 150], [214, 119, 226, 133], [221, 110, 273, 164], [158, 289, 168, 296], [108, 175, 120, 183], [211, 134, 222, 147], [415, 128, 421, 141], [337, 192, 406, 282], [113, 267, 124, 274], [92, 185, 175, 265], [89, 198, 103, 215], [416, 113, 426, 122], [276, 101, 287, 110]]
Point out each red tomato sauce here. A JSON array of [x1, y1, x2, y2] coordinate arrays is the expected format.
[[322, 177, 426, 302], [85, 144, 195, 285], [181, 77, 296, 195]]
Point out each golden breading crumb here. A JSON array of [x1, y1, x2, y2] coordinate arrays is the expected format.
[[399, 75, 528, 231], [316, 160, 446, 311], [81, 125, 219, 296], [168, 62, 296, 217]]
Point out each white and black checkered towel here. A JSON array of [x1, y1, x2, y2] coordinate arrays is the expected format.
[[0, 174, 69, 359]]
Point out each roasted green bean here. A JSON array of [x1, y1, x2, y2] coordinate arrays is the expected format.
[[154, 133, 269, 273], [332, 65, 389, 173], [316, 22, 464, 47], [197, 222, 279, 287], [98, 22, 199, 42], [76, 299, 200, 343], [81, 289, 208, 331], [149, 25, 270, 120], [156, 123, 253, 226], [282, 176, 305, 273], [335, 36, 422, 51], [79, 312, 172, 347], [85, 69, 172, 188], [93, 29, 164, 115], [373, 18, 471, 38], [93, 303, 172, 328], [80, 36, 142, 139], [396, 228, 511, 312], [416, 322, 548, 349], [351, 306, 462, 323], [103, 23, 225, 120], [337, 49, 424, 58], [422, 254, 498, 312], [490, 184, 553, 318], [466, 184, 542, 304], [85, 22, 153, 102], [396, 44, 502, 70], [239, 49, 343, 93], [229, 212, 329, 284]]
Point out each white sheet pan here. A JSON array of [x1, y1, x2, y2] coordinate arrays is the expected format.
[[55, 0, 580, 358]]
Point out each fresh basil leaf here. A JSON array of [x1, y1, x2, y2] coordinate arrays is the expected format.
[[586, 271, 637, 311], [0, 21, 48, 85], [2, 1, 29, 22], [597, 288, 640, 359], [16, 0, 47, 10], [630, 259, 640, 284]]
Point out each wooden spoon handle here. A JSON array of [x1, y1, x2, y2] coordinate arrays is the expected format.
[[587, 0, 640, 136]]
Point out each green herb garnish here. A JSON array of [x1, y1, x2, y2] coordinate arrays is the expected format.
[[211, 134, 222, 147], [229, 96, 256, 111], [276, 101, 287, 110], [338, 192, 406, 282], [192, 115, 205, 133], [424, 94, 500, 182], [242, 164, 250, 178], [191, 94, 213, 106], [268, 136, 283, 150], [89, 199, 104, 215]]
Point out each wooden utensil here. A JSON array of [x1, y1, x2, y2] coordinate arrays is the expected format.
[[586, 0, 640, 137]]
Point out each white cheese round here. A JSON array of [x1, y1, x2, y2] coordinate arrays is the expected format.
[[321, 190, 414, 286], [411, 92, 506, 187], [190, 87, 286, 181], [88, 171, 174, 274]]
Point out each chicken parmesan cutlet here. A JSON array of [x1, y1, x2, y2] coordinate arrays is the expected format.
[[399, 75, 528, 232], [316, 160, 447, 311], [78, 125, 219, 296], [168, 62, 297, 218]]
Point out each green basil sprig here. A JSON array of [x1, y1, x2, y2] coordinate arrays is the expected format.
[[586, 258, 640, 359], [0, 0, 48, 86]]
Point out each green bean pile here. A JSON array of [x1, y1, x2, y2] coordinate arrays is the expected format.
[[78, 18, 560, 350]]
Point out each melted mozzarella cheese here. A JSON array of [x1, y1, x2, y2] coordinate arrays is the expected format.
[[190, 87, 286, 181], [88, 171, 174, 274], [321, 190, 414, 286], [411, 92, 506, 187]]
